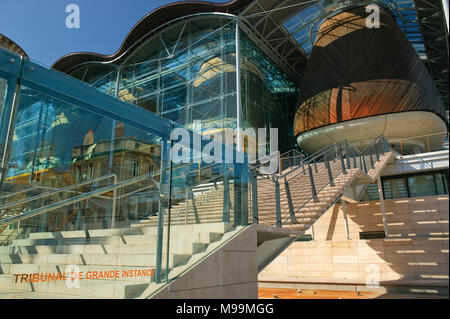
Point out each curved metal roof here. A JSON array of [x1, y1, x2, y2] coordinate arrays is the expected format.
[[0, 33, 28, 58], [52, 0, 252, 73], [52, 0, 448, 108]]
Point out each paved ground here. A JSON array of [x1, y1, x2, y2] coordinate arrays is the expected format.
[[0, 288, 447, 299], [258, 288, 449, 299]]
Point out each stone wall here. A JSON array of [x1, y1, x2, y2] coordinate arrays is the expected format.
[[259, 195, 449, 283]]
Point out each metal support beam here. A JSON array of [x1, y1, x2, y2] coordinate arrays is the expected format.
[[341, 200, 350, 240], [275, 179, 282, 227], [155, 139, 167, 284], [324, 154, 335, 187], [308, 164, 319, 202], [235, 19, 243, 153], [284, 178, 297, 223], [251, 171, 258, 224], [223, 173, 231, 223], [338, 145, 347, 175], [185, 187, 190, 224], [377, 176, 389, 238], [110, 175, 117, 229]]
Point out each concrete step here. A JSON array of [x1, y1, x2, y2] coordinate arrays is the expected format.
[[23, 229, 222, 246], [0, 252, 190, 268], [0, 273, 149, 299], [1, 239, 209, 256], [127, 222, 233, 233], [0, 289, 101, 299], [28, 227, 146, 240]]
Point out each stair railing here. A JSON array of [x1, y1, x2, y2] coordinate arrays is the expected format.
[[0, 169, 165, 230], [0, 174, 117, 214], [249, 135, 390, 228]]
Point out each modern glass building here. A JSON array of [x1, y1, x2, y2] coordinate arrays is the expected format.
[[0, 0, 448, 298], [1, 0, 448, 234], [55, 14, 299, 157]]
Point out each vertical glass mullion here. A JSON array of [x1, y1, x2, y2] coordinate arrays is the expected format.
[[0, 69, 22, 191]]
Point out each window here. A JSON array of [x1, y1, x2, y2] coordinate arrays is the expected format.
[[88, 164, 95, 179], [382, 171, 449, 200], [408, 174, 436, 197], [435, 172, 449, 195], [133, 161, 140, 177], [76, 166, 82, 182], [382, 177, 408, 199], [0, 78, 8, 115], [360, 231, 385, 240], [365, 183, 380, 201], [295, 234, 313, 241]]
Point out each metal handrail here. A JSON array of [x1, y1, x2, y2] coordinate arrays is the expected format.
[[359, 135, 386, 155], [279, 149, 304, 159], [0, 172, 155, 227], [249, 150, 280, 170], [388, 131, 448, 143], [279, 139, 349, 180], [0, 185, 42, 200], [282, 136, 388, 225], [251, 134, 389, 228], [0, 174, 117, 211]]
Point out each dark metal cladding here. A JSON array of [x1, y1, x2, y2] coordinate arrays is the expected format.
[[293, 6, 446, 137], [51, 0, 252, 73], [0, 33, 28, 57]]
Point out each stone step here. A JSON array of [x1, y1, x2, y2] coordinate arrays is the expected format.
[[1, 239, 210, 256], [24, 228, 222, 246], [0, 252, 189, 268], [0, 274, 149, 299], [131, 222, 233, 233], [27, 228, 145, 240]]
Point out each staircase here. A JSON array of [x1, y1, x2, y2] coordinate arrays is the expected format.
[[133, 183, 238, 227], [0, 222, 236, 299], [256, 152, 393, 231], [0, 136, 393, 298]]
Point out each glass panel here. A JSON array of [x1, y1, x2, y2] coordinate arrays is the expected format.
[[0, 77, 7, 117], [239, 31, 298, 155], [382, 177, 409, 199], [365, 183, 380, 201], [407, 174, 436, 197], [2, 85, 163, 231], [120, 16, 238, 134], [69, 64, 117, 96], [160, 131, 251, 282]]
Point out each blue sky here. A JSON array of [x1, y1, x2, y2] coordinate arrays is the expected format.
[[0, 0, 226, 66]]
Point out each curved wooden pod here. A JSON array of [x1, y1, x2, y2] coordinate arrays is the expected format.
[[293, 6, 446, 153]]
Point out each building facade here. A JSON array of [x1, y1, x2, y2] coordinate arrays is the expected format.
[[0, 0, 448, 298]]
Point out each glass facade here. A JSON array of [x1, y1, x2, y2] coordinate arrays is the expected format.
[[362, 170, 449, 201], [68, 15, 298, 156], [0, 78, 7, 114], [5, 84, 164, 231], [0, 44, 252, 283]]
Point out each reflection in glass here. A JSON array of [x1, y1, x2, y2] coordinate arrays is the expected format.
[[3, 85, 163, 231], [407, 174, 436, 197], [382, 177, 408, 199], [435, 172, 449, 195], [0, 78, 7, 115]]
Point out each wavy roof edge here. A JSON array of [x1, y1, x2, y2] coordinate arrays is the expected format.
[[0, 33, 28, 58], [51, 0, 251, 73]]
